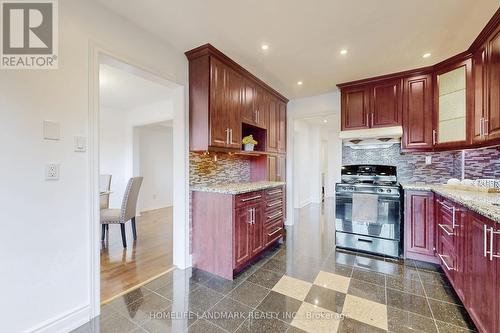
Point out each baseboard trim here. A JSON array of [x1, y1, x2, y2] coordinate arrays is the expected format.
[[28, 304, 90, 333]]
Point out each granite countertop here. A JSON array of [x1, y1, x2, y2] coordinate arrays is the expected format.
[[190, 181, 286, 195], [402, 183, 500, 223]]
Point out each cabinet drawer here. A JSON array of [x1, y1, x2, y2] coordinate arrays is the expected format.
[[235, 191, 263, 208], [437, 232, 456, 277], [265, 209, 284, 224], [265, 186, 284, 200], [265, 219, 283, 246], [265, 197, 284, 212]]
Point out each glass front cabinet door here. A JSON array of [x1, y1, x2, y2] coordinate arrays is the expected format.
[[434, 60, 471, 148]]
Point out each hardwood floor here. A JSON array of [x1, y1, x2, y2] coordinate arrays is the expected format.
[[100, 207, 173, 303]]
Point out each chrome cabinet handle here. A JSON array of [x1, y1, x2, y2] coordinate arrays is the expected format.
[[267, 211, 283, 220], [267, 200, 282, 207], [371, 113, 374, 125], [484, 224, 488, 258], [480, 118, 484, 138], [366, 113, 369, 126], [484, 119, 489, 136], [241, 195, 262, 202], [225, 128, 230, 144], [432, 129, 437, 145], [438, 254, 455, 271], [268, 189, 282, 195], [437, 200, 457, 228], [248, 208, 253, 224], [230, 128, 233, 144], [252, 208, 255, 225], [268, 227, 282, 237], [438, 224, 454, 236]]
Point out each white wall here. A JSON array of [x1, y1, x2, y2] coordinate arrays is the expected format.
[[100, 100, 173, 209], [0, 0, 187, 332], [136, 125, 174, 211]]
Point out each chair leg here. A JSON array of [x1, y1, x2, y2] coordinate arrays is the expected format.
[[120, 224, 127, 248], [131, 217, 137, 241], [101, 224, 106, 241]]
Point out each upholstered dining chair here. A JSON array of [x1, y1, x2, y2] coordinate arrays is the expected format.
[[99, 174, 112, 210], [100, 177, 143, 248]]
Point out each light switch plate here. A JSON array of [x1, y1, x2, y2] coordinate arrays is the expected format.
[[74, 136, 87, 152], [46, 163, 60, 180], [43, 120, 60, 140], [425, 156, 432, 165]]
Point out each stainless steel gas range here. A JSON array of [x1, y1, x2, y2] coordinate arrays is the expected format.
[[335, 165, 402, 258]]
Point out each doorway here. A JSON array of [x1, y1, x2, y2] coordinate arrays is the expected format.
[[97, 56, 179, 303]]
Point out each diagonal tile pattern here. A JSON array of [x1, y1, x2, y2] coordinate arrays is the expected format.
[[72, 200, 477, 333]]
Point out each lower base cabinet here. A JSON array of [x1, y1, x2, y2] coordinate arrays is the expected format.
[[466, 212, 497, 333], [405, 189, 500, 333], [192, 186, 285, 279]]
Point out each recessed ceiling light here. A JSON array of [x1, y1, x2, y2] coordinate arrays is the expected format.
[[323, 119, 328, 123], [423, 53, 431, 58], [340, 49, 348, 55], [261, 44, 269, 50], [297, 81, 303, 86]]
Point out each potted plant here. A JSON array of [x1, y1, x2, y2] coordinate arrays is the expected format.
[[242, 135, 258, 151]]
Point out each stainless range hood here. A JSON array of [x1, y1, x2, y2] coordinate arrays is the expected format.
[[339, 126, 403, 149]]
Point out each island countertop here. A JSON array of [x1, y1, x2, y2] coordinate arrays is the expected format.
[[402, 183, 500, 224], [190, 181, 286, 195]]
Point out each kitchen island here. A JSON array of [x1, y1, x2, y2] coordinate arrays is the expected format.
[[191, 182, 285, 279]]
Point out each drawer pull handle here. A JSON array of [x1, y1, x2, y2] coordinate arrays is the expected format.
[[241, 195, 262, 202], [438, 254, 455, 271], [268, 228, 282, 237], [267, 211, 283, 220], [267, 200, 282, 207], [268, 190, 282, 195], [438, 224, 454, 236], [357, 238, 373, 243]]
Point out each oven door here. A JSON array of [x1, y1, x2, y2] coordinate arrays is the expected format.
[[335, 193, 401, 241]]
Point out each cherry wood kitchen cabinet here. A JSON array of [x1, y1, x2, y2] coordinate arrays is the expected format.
[[404, 190, 438, 263], [277, 101, 287, 153], [371, 78, 402, 127], [402, 74, 434, 150], [267, 155, 286, 182], [341, 86, 371, 130], [186, 44, 288, 152], [486, 24, 500, 142], [435, 195, 467, 302], [466, 212, 497, 333], [192, 186, 285, 279], [339, 78, 402, 130], [473, 45, 488, 144], [267, 97, 279, 152], [337, 9, 500, 152]]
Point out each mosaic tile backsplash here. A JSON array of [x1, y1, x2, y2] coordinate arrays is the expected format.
[[189, 152, 251, 186], [343, 144, 500, 184], [463, 146, 500, 179]]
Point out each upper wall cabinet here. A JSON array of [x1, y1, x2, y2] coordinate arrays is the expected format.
[[338, 9, 500, 152], [402, 74, 434, 150], [340, 79, 402, 130], [186, 44, 288, 152], [433, 59, 472, 149]]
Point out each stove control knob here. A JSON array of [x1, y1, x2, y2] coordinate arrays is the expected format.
[[377, 188, 384, 193], [386, 189, 392, 193]]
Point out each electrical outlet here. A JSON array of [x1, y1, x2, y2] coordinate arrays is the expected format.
[[46, 163, 60, 180], [425, 156, 432, 165]]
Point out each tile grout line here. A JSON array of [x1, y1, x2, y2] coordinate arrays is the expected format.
[[416, 265, 441, 333]]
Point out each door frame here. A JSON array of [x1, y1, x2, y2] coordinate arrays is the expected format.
[[88, 42, 190, 318]]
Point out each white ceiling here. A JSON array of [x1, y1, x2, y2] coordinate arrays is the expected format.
[[95, 0, 499, 99], [100, 64, 172, 110]]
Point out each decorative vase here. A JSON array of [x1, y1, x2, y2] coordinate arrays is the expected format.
[[243, 143, 255, 151]]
